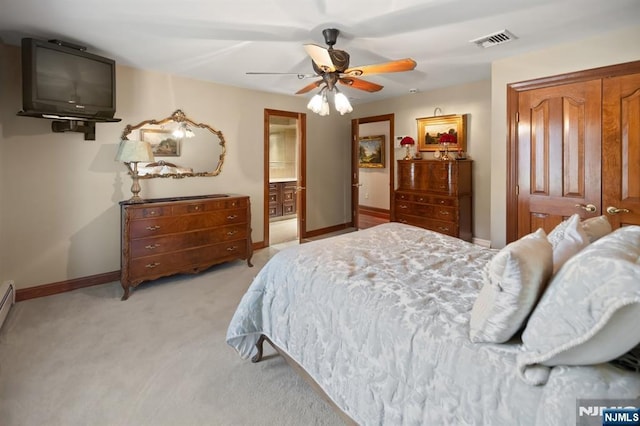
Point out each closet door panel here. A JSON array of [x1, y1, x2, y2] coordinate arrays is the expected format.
[[603, 73, 640, 227], [517, 80, 602, 237]]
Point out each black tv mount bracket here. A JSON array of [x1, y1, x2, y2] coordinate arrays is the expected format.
[[48, 39, 87, 51], [51, 120, 96, 140]]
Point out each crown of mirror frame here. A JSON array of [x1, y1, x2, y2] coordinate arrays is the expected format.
[[120, 109, 226, 179]]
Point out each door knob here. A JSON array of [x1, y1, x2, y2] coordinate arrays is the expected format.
[[606, 206, 630, 215], [353, 183, 363, 187], [575, 203, 597, 213]]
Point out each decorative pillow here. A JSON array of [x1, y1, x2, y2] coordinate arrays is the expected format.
[[517, 225, 640, 385], [547, 214, 590, 273], [469, 228, 553, 343], [582, 215, 612, 243]]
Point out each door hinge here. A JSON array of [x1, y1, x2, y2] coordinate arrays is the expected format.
[[515, 112, 519, 122], [515, 184, 519, 195]]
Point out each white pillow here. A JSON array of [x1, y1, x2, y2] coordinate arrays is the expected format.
[[547, 214, 590, 273], [469, 228, 553, 343], [582, 215, 612, 243], [517, 225, 640, 385]]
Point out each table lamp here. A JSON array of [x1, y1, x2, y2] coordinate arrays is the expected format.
[[115, 139, 154, 202]]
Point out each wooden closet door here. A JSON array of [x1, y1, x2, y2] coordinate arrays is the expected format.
[[517, 80, 602, 237], [603, 73, 640, 227]]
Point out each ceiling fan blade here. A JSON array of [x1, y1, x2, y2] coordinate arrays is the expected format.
[[303, 44, 335, 73], [338, 77, 383, 93], [344, 58, 417, 77], [295, 80, 323, 95], [246, 72, 317, 79]]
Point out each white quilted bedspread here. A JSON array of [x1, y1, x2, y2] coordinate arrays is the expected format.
[[226, 222, 640, 425]]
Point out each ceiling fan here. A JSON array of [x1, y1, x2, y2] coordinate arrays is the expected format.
[[247, 28, 417, 115]]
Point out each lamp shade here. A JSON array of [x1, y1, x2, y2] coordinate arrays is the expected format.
[[115, 140, 154, 163], [400, 136, 415, 146], [439, 133, 456, 144]]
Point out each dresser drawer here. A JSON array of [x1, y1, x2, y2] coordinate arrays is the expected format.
[[128, 224, 248, 258], [394, 201, 457, 222], [128, 240, 249, 281], [395, 192, 457, 207], [128, 208, 248, 238], [395, 213, 459, 237]]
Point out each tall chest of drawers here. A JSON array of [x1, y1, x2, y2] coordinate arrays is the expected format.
[[394, 160, 473, 241], [120, 194, 253, 300]]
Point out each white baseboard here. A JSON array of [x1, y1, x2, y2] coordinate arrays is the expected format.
[[472, 237, 491, 248]]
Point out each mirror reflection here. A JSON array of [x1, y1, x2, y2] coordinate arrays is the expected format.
[[120, 109, 226, 178]]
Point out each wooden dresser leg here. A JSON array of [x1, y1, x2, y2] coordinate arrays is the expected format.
[[121, 285, 130, 301], [251, 335, 266, 363]]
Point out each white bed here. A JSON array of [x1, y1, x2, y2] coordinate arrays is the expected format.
[[226, 222, 640, 425]]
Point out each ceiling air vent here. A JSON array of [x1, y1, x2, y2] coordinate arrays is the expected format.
[[470, 29, 517, 48]]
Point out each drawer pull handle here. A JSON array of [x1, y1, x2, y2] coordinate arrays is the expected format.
[[149, 211, 157, 215], [227, 230, 238, 236], [418, 198, 424, 202], [399, 205, 408, 209], [399, 219, 407, 224], [439, 211, 450, 215], [439, 200, 445, 204], [439, 185, 446, 189], [227, 215, 238, 220], [438, 226, 449, 232], [145, 262, 160, 269], [145, 244, 160, 250], [226, 246, 238, 252], [145, 225, 161, 231]]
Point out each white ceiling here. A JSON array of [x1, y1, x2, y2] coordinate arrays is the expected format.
[[1, 0, 639, 105]]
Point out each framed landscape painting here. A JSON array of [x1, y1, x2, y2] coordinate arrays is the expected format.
[[416, 114, 467, 152], [140, 129, 181, 156], [358, 135, 385, 168]]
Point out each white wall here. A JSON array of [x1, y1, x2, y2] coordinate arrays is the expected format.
[[354, 80, 493, 242], [358, 121, 390, 210], [490, 25, 640, 248], [0, 42, 352, 290]]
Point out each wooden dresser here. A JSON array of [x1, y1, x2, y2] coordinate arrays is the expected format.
[[120, 194, 252, 300], [269, 181, 297, 219], [394, 160, 473, 241]]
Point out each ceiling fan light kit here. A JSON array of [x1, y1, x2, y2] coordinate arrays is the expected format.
[[248, 28, 417, 116]]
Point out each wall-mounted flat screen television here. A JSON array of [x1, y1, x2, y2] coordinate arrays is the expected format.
[[21, 38, 117, 120]]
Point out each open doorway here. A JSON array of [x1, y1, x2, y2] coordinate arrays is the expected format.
[[351, 114, 394, 229], [264, 109, 306, 248]]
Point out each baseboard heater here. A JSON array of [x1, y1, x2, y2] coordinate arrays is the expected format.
[[0, 280, 15, 330]]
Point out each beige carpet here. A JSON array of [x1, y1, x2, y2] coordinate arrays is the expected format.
[[269, 218, 298, 245], [0, 247, 345, 426]]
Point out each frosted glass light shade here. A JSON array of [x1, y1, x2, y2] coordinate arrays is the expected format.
[[334, 91, 353, 115]]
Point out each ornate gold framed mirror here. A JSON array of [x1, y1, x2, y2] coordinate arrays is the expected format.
[[120, 109, 226, 178]]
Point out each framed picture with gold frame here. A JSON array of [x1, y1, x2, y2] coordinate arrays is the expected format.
[[358, 135, 385, 168], [140, 129, 181, 157], [416, 114, 467, 152]]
